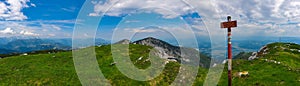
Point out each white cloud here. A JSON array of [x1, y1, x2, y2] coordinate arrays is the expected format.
[[0, 20, 74, 38], [89, 0, 195, 19], [51, 25, 62, 31], [0, 27, 16, 34], [125, 20, 140, 23], [212, 0, 300, 23], [83, 33, 89, 37], [61, 7, 76, 12], [120, 25, 201, 38], [92, 0, 300, 38], [0, 0, 35, 20], [124, 26, 164, 33], [20, 30, 39, 36], [195, 0, 300, 37], [127, 28, 160, 33], [30, 3, 36, 7], [48, 34, 55, 37]]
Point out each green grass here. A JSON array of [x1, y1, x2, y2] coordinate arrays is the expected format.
[[218, 43, 300, 86], [0, 52, 80, 85], [0, 43, 299, 85], [0, 44, 208, 85]]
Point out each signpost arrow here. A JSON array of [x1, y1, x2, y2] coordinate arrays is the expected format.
[[221, 16, 237, 86]]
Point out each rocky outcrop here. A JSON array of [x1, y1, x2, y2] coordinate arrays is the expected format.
[[248, 45, 268, 60], [248, 52, 258, 60], [132, 37, 211, 68], [133, 37, 181, 59]]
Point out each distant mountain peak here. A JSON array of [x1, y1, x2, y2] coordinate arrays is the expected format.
[[132, 37, 211, 68], [133, 37, 173, 47], [112, 37, 212, 68], [114, 39, 131, 44]]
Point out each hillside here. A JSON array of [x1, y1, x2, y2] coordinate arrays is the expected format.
[[0, 45, 209, 85], [0, 42, 299, 85], [218, 42, 300, 85], [0, 41, 209, 85], [233, 52, 252, 60]]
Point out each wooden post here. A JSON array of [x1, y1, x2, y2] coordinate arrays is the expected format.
[[221, 16, 237, 86], [227, 16, 232, 86]]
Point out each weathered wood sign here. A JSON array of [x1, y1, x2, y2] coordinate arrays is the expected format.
[[221, 21, 237, 28]]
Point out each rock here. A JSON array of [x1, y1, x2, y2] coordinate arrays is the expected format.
[[212, 63, 217, 67], [22, 53, 28, 56], [144, 58, 150, 62], [222, 60, 227, 64], [238, 71, 249, 77], [110, 62, 117, 66], [182, 58, 191, 62], [248, 52, 258, 60], [138, 57, 143, 61], [112, 37, 211, 68], [164, 61, 170, 65], [290, 49, 297, 51]]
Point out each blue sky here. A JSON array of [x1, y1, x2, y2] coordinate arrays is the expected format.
[[23, 0, 84, 21], [0, 0, 85, 38], [0, 0, 299, 41]]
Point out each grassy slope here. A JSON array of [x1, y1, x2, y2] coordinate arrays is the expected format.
[[218, 43, 300, 86], [0, 52, 79, 85], [0, 44, 208, 85], [0, 43, 299, 85], [234, 52, 252, 60]]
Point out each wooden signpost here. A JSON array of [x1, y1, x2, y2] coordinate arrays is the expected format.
[[221, 16, 237, 86]]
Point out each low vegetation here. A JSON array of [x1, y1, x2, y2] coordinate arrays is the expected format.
[[0, 43, 299, 85], [218, 43, 300, 86]]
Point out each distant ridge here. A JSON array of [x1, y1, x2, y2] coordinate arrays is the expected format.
[[132, 37, 211, 68], [133, 37, 181, 58]]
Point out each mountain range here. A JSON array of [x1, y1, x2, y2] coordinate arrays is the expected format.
[[0, 37, 110, 54], [1, 36, 300, 60], [0, 37, 299, 85]]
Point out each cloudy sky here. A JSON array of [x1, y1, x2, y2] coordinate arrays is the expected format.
[[0, 0, 299, 40]]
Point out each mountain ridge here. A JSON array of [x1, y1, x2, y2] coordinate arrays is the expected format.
[[115, 37, 212, 68], [0, 41, 299, 85]]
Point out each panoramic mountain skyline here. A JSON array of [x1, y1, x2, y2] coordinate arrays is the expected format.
[[0, 0, 300, 85], [0, 0, 299, 40]]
